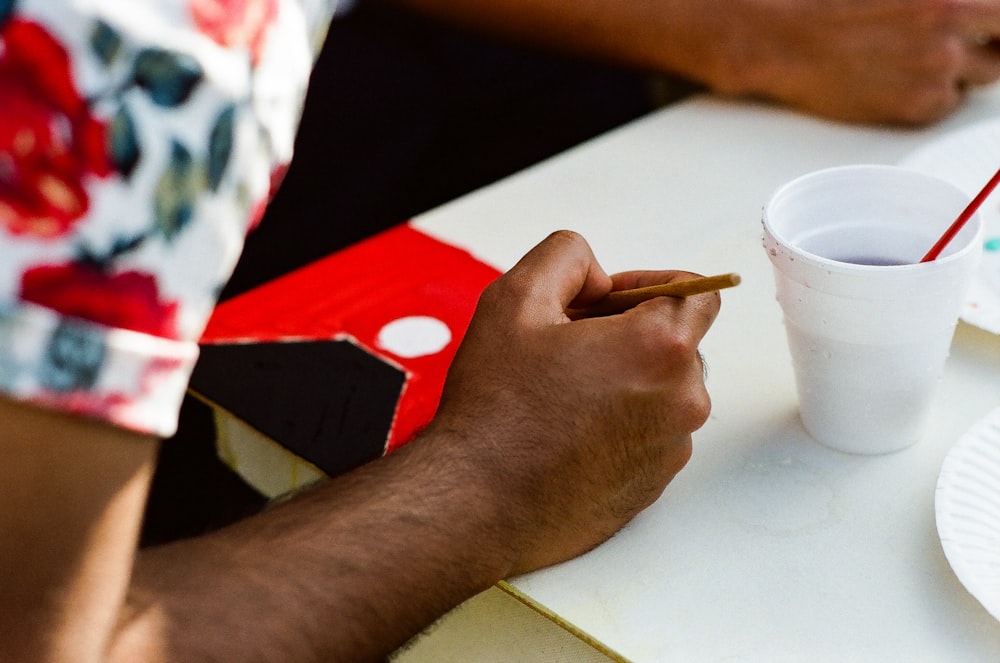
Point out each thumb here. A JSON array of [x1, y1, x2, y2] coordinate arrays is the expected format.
[[502, 231, 612, 321]]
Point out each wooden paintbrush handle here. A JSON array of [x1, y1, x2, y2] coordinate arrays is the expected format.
[[572, 272, 740, 318]]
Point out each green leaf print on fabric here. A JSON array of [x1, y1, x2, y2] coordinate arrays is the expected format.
[[90, 20, 123, 66], [133, 48, 203, 107], [207, 105, 235, 192], [108, 106, 140, 177], [154, 141, 199, 239], [40, 321, 106, 391]]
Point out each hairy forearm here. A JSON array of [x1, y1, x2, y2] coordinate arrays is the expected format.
[[111, 429, 516, 663]]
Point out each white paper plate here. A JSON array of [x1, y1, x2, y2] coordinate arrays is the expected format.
[[935, 407, 1000, 621], [900, 119, 1000, 334]]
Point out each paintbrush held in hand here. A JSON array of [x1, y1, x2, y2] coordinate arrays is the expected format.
[[570, 273, 741, 318]]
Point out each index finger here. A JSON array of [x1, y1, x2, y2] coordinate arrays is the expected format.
[[613, 272, 723, 347], [570, 273, 738, 317], [610, 269, 711, 292]]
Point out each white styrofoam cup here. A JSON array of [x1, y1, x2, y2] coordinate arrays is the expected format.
[[762, 165, 983, 454]]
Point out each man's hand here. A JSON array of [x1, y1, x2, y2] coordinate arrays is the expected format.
[[710, 0, 1000, 125], [428, 230, 721, 575], [17, 230, 721, 663]]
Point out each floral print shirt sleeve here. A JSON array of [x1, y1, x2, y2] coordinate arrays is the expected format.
[[0, 0, 337, 437]]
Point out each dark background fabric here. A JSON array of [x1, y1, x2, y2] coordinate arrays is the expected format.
[[219, 1, 668, 299], [142, 1, 692, 546]]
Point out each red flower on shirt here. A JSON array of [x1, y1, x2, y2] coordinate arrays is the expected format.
[[0, 19, 111, 238], [21, 263, 181, 339], [190, 0, 279, 65]]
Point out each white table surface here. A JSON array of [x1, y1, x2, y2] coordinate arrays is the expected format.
[[408, 89, 1000, 662]]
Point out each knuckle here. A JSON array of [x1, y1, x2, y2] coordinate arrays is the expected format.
[[476, 277, 530, 326], [935, 38, 966, 74], [482, 267, 533, 306], [653, 382, 711, 435], [934, 0, 965, 25], [910, 38, 963, 79], [682, 386, 713, 431], [892, 83, 961, 125], [540, 229, 588, 258], [646, 319, 700, 357], [626, 322, 711, 430], [696, 289, 723, 320], [546, 228, 585, 246], [476, 278, 506, 311], [916, 0, 964, 29]]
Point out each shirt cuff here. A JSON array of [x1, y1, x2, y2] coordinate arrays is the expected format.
[[0, 300, 200, 438]]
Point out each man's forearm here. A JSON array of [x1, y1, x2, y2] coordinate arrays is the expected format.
[[378, 0, 1000, 126], [110, 429, 516, 663], [376, 0, 743, 92]]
